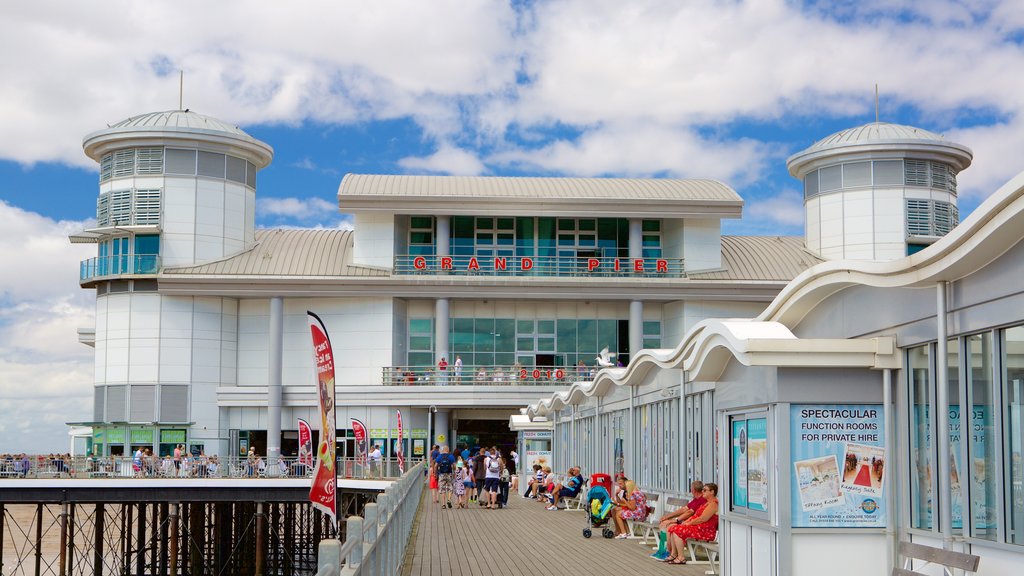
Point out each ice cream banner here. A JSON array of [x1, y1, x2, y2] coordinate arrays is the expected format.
[[297, 418, 313, 468], [352, 418, 368, 466], [396, 410, 405, 474], [308, 312, 337, 527], [790, 404, 885, 528]]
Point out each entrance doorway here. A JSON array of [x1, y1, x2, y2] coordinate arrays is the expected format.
[[454, 419, 518, 456]]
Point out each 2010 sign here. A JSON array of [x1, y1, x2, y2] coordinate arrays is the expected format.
[[520, 368, 566, 380]]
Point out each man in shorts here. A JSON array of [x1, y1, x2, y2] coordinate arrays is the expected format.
[[434, 445, 457, 508], [547, 466, 584, 510]]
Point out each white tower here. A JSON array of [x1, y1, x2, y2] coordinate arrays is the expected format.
[[75, 110, 272, 457], [787, 122, 972, 261]]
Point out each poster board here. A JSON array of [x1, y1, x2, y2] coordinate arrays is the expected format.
[[790, 405, 886, 528]]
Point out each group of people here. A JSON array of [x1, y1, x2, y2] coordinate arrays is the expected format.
[[650, 480, 720, 565], [428, 444, 518, 510], [0, 453, 55, 477], [134, 445, 222, 477]]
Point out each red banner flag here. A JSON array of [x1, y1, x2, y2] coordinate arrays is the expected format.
[[297, 418, 313, 468], [351, 418, 368, 467], [307, 312, 337, 527], [396, 410, 405, 474]]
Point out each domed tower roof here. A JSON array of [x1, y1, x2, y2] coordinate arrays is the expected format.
[[83, 109, 273, 167], [787, 121, 972, 178]]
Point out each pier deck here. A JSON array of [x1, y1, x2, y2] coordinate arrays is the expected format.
[[401, 492, 710, 576]]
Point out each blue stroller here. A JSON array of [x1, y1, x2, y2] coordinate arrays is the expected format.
[[582, 484, 616, 538]]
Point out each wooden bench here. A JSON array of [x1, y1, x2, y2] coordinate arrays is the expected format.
[[626, 492, 660, 543], [894, 541, 980, 576], [687, 533, 720, 575], [563, 478, 590, 510]]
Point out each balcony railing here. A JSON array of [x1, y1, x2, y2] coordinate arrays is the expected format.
[[383, 365, 596, 386], [393, 254, 685, 278], [80, 254, 160, 282]]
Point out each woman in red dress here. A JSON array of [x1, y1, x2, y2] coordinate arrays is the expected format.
[[664, 483, 719, 564]]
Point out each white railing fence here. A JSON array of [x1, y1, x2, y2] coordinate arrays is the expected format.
[[317, 461, 425, 576]]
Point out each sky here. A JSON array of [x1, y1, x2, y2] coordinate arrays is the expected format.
[[2, 0, 1024, 453]]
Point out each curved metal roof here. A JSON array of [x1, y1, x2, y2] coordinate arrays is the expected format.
[[339, 174, 741, 202], [163, 229, 388, 277], [108, 110, 251, 136], [808, 122, 948, 150], [787, 121, 973, 176], [689, 236, 823, 281], [83, 110, 274, 167]]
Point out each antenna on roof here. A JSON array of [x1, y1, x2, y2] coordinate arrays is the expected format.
[[875, 83, 879, 124], [179, 70, 184, 111]]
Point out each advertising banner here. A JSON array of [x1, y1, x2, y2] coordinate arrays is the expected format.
[[525, 450, 552, 473], [791, 405, 885, 528], [297, 418, 313, 468], [396, 410, 405, 474], [746, 418, 768, 512], [949, 405, 992, 530], [352, 418, 368, 466], [307, 312, 337, 527]]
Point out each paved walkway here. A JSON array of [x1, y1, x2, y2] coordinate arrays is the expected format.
[[400, 490, 710, 576]]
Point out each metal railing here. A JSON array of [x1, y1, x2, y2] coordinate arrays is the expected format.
[[383, 365, 598, 386], [0, 455, 415, 480], [393, 254, 685, 277], [317, 461, 425, 576], [80, 254, 160, 281]]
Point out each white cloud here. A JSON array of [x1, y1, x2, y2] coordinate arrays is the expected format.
[[0, 201, 95, 453], [398, 144, 488, 175], [257, 196, 337, 221], [291, 157, 318, 171], [490, 123, 769, 183], [745, 189, 806, 229]]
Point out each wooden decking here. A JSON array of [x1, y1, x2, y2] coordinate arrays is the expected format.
[[400, 491, 709, 576]]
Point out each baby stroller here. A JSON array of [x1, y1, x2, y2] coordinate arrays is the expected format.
[[582, 484, 616, 538]]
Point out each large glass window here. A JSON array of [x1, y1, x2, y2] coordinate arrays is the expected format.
[[1005, 327, 1024, 545], [966, 333, 996, 540], [908, 344, 933, 530], [407, 318, 433, 367], [948, 338, 963, 534], [408, 216, 434, 256]]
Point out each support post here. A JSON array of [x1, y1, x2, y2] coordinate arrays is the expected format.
[[169, 503, 179, 576], [36, 503, 43, 576], [883, 369, 896, 573], [59, 502, 68, 576], [254, 502, 265, 576], [94, 503, 105, 576], [345, 515, 364, 572], [935, 282, 953, 547], [362, 503, 378, 576], [268, 296, 284, 475], [435, 298, 450, 373], [628, 299, 643, 363]]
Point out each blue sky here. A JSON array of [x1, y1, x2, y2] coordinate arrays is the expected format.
[[2, 0, 1024, 452]]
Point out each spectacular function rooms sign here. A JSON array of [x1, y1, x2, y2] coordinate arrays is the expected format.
[[790, 405, 886, 528]]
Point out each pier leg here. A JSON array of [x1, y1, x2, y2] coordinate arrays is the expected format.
[[123, 502, 132, 574], [59, 502, 68, 576], [169, 503, 179, 576], [149, 504, 158, 576], [255, 502, 265, 576], [35, 503, 43, 576], [66, 503, 74, 574], [159, 502, 168, 576], [95, 503, 105, 576], [0, 503, 5, 574], [136, 503, 145, 576]]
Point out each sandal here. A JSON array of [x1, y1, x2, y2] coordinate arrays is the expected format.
[[669, 559, 687, 565]]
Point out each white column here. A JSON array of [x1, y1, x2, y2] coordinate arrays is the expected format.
[[267, 296, 283, 475], [629, 300, 643, 363], [935, 282, 953, 545], [628, 218, 643, 260], [433, 410, 450, 450], [435, 298, 449, 365], [436, 215, 450, 258]]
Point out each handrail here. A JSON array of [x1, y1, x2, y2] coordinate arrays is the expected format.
[[318, 461, 425, 576], [0, 455, 416, 480], [80, 254, 161, 281], [383, 365, 599, 386], [393, 254, 684, 277]]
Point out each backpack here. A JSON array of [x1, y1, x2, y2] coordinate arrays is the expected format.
[[500, 467, 510, 483], [437, 454, 454, 474], [488, 457, 500, 474]]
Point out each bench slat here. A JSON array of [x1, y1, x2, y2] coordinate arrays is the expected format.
[[892, 568, 925, 576], [898, 541, 981, 572]]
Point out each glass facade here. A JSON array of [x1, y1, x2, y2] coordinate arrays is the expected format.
[[907, 326, 1024, 545]]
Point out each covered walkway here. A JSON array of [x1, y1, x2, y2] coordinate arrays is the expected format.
[[400, 492, 709, 576]]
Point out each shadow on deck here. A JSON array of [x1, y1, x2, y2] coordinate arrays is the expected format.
[[400, 490, 711, 576]]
